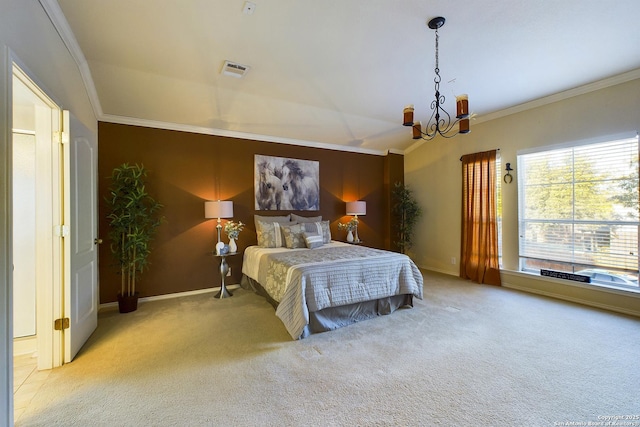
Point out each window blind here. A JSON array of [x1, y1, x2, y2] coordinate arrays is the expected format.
[[518, 135, 639, 279]]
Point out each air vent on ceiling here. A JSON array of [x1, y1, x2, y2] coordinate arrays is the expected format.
[[221, 60, 250, 78]]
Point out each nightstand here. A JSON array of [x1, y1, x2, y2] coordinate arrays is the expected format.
[[210, 252, 237, 299]]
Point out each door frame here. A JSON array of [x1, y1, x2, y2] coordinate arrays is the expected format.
[[2, 50, 65, 426], [1, 44, 14, 427], [13, 63, 64, 370]]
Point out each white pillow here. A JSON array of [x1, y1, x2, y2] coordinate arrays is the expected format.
[[302, 220, 331, 244], [303, 232, 324, 249]]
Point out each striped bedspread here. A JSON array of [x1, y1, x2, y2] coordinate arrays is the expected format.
[[242, 242, 424, 339]]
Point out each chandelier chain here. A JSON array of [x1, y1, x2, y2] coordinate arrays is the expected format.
[[434, 27, 440, 85]]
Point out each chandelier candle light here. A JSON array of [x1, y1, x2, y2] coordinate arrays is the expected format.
[[403, 16, 470, 140]]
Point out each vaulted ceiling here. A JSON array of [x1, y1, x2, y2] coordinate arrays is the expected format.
[[51, 0, 640, 153]]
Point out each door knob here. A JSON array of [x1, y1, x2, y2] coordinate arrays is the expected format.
[[94, 238, 103, 245]]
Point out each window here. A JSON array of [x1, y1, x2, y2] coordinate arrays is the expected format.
[[517, 133, 639, 291]]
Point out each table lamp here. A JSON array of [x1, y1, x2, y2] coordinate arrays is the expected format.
[[205, 200, 234, 254], [346, 200, 366, 243]]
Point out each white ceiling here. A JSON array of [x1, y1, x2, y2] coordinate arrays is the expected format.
[[51, 0, 640, 153]]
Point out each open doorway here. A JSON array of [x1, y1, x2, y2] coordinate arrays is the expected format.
[[11, 61, 99, 421], [12, 64, 62, 371]]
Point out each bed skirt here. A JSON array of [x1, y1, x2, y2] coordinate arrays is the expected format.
[[240, 274, 414, 338]]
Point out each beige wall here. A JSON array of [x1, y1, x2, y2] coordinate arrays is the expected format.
[[0, 1, 97, 133], [405, 77, 640, 315]]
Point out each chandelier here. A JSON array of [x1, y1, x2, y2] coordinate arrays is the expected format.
[[403, 17, 470, 140]]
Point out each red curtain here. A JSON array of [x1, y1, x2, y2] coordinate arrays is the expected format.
[[460, 150, 501, 286]]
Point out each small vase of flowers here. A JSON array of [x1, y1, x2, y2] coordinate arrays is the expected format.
[[338, 217, 359, 242], [224, 220, 244, 253]]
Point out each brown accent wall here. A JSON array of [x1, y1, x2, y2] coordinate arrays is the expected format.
[[98, 122, 403, 303], [384, 153, 405, 251]]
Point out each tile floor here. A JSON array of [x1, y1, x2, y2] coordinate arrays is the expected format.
[[13, 353, 51, 423]]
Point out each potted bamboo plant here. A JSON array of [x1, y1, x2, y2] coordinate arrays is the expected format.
[[105, 163, 164, 313], [392, 182, 422, 254]]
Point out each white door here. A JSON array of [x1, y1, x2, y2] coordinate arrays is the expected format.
[[63, 111, 98, 362]]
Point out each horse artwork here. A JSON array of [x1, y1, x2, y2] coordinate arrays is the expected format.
[[255, 155, 320, 211]]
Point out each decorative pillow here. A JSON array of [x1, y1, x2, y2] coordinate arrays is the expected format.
[[290, 213, 322, 223], [303, 232, 324, 249], [302, 220, 331, 243], [281, 224, 306, 249], [254, 214, 291, 229], [256, 220, 288, 248]]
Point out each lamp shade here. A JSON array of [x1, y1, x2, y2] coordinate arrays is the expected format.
[[204, 200, 233, 219], [346, 201, 366, 216]]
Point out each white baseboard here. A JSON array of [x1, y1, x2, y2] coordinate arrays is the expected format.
[[420, 267, 640, 318], [99, 284, 242, 311], [13, 336, 37, 357], [503, 281, 640, 318], [501, 270, 640, 318], [421, 266, 458, 276]]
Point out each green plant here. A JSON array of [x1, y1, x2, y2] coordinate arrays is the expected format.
[[392, 182, 422, 254], [105, 163, 164, 297]]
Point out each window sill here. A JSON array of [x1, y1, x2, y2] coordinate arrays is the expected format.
[[502, 269, 640, 298]]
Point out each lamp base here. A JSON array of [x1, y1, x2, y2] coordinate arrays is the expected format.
[[214, 286, 233, 299]]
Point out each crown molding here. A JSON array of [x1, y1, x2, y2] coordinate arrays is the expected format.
[[39, 0, 102, 118], [476, 68, 640, 125], [100, 114, 390, 156], [404, 68, 640, 154]]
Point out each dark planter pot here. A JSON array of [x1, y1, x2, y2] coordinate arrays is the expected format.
[[117, 292, 139, 313]]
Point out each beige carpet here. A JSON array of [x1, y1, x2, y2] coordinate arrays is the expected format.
[[16, 271, 640, 426]]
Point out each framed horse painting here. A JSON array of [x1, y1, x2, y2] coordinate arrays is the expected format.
[[254, 155, 319, 211]]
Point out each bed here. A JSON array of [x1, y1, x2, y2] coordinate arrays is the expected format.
[[241, 240, 424, 340]]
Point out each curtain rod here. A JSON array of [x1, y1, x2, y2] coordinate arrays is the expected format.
[[459, 148, 500, 161]]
